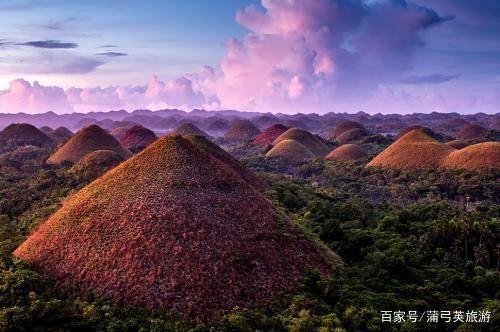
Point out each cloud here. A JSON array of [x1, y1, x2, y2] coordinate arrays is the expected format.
[[0, 79, 73, 113], [99, 45, 118, 48], [95, 52, 128, 57], [4, 0, 494, 114], [20, 40, 78, 49], [399, 74, 459, 85], [183, 0, 452, 113]]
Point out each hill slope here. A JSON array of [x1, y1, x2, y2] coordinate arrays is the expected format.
[[273, 128, 329, 157], [367, 130, 455, 170], [326, 144, 367, 162], [119, 125, 158, 152], [0, 123, 53, 153], [266, 139, 315, 163], [185, 135, 266, 189], [15, 136, 333, 322], [441, 142, 500, 170], [46, 125, 132, 164]]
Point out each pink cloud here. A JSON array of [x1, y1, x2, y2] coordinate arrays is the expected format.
[[0, 79, 73, 113], [1, 1, 490, 115]]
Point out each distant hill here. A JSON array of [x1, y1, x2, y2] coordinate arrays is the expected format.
[[326, 144, 367, 162], [47, 125, 132, 164], [0, 123, 53, 153], [171, 123, 208, 137], [367, 129, 455, 170], [266, 139, 315, 163], [224, 120, 261, 141], [441, 142, 500, 170], [119, 125, 158, 152], [273, 128, 329, 156], [254, 124, 289, 147]]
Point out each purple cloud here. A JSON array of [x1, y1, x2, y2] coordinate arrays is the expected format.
[[95, 52, 128, 57], [399, 74, 460, 85], [21, 40, 78, 49]]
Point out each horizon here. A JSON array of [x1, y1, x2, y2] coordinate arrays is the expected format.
[[1, 0, 499, 115]]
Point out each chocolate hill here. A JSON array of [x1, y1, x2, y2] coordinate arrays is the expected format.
[[457, 124, 487, 140], [441, 142, 500, 170], [14, 135, 333, 322], [396, 125, 437, 140], [171, 123, 208, 137], [185, 135, 266, 189], [326, 121, 365, 141], [48, 127, 73, 144], [254, 124, 289, 147], [437, 117, 469, 132], [335, 128, 368, 145], [273, 128, 329, 156], [70, 150, 124, 182], [367, 130, 455, 170], [224, 120, 261, 141], [206, 119, 230, 133], [39, 126, 53, 135], [446, 140, 468, 150], [0, 123, 53, 153], [119, 125, 158, 152], [326, 144, 367, 162], [266, 139, 315, 163], [111, 127, 129, 141], [46, 125, 132, 165]]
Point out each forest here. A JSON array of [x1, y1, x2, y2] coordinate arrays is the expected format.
[[0, 136, 498, 332]]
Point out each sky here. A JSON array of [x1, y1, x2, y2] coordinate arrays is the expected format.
[[0, 0, 499, 114]]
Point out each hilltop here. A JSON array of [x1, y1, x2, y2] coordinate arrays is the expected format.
[[224, 120, 261, 141], [185, 135, 266, 189], [273, 128, 329, 157], [266, 139, 315, 163], [119, 125, 158, 152], [253, 124, 289, 147], [171, 123, 208, 137], [367, 129, 455, 170], [326, 144, 367, 162], [0, 123, 53, 153], [46, 125, 132, 164], [441, 142, 500, 170]]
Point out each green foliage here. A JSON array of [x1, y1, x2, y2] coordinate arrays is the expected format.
[[0, 142, 498, 331]]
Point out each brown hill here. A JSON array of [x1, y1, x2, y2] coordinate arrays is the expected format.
[[273, 128, 329, 156], [119, 125, 158, 152], [171, 123, 208, 137], [266, 139, 315, 163], [367, 130, 455, 170], [441, 142, 500, 170], [48, 127, 73, 144], [326, 144, 367, 162], [437, 117, 469, 131], [39, 126, 53, 135], [0, 123, 53, 153], [46, 125, 132, 165], [335, 128, 368, 145], [446, 140, 468, 150], [206, 119, 230, 133], [70, 150, 124, 182], [326, 121, 365, 140], [224, 120, 261, 141], [185, 135, 266, 189], [253, 124, 289, 147], [14, 135, 333, 322], [111, 127, 129, 141], [396, 125, 437, 140], [457, 124, 487, 140]]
